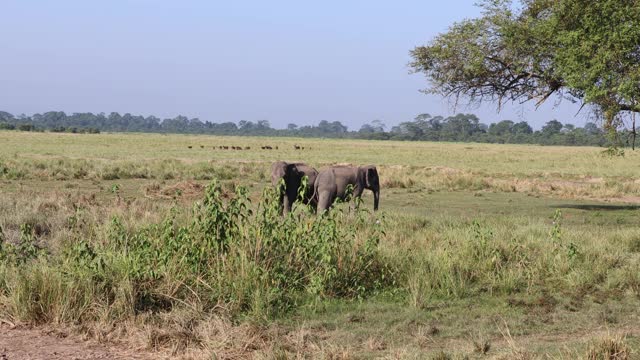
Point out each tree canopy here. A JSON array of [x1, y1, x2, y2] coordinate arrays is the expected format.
[[410, 0, 640, 133]]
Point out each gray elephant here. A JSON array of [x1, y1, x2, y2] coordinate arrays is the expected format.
[[314, 165, 380, 213], [270, 161, 318, 214]]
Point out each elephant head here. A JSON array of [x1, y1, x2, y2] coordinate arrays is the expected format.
[[359, 165, 380, 211], [271, 161, 298, 187]]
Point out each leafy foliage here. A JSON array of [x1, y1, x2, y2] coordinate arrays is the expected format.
[[0, 224, 44, 265], [410, 0, 640, 133]]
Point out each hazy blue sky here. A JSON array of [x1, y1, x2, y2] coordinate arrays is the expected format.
[[1, 0, 589, 130]]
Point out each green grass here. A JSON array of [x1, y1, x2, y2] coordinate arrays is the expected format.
[[278, 293, 640, 358], [3, 130, 640, 177], [1, 131, 640, 358]]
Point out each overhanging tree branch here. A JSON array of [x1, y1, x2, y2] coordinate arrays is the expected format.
[[410, 0, 640, 136]]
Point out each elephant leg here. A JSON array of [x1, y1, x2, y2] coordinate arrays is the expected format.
[[286, 184, 300, 214], [317, 191, 332, 214], [372, 189, 379, 211], [303, 189, 318, 213], [282, 194, 291, 214], [351, 186, 364, 211], [308, 198, 318, 214]]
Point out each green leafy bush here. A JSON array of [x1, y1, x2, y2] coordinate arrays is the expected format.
[[0, 180, 392, 323]]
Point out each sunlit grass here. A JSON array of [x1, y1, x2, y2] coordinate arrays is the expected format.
[[1, 130, 640, 358]]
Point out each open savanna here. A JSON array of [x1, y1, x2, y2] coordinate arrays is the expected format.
[[1, 130, 640, 359]]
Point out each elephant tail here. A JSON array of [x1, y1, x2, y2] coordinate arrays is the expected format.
[[310, 180, 319, 205], [310, 173, 324, 209]]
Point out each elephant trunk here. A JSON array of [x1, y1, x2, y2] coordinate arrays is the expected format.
[[283, 180, 299, 214]]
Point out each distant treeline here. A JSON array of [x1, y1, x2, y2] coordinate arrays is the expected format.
[[0, 110, 622, 147]]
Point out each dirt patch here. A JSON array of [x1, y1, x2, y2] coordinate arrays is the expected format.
[[613, 196, 640, 203], [144, 181, 205, 200], [0, 325, 158, 360]]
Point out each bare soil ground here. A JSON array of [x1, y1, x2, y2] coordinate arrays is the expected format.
[[0, 325, 158, 360]]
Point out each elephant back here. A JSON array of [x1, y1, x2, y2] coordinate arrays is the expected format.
[[295, 164, 318, 186]]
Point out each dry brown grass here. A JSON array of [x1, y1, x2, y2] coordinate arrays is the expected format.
[[378, 164, 640, 202], [585, 335, 631, 360], [144, 181, 205, 200]]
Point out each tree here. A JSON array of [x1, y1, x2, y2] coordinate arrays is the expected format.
[[541, 120, 564, 136], [370, 120, 386, 132], [358, 120, 388, 139], [108, 112, 123, 131], [256, 120, 271, 130], [329, 121, 348, 134], [488, 120, 514, 136], [410, 0, 640, 134], [584, 122, 602, 136], [0, 111, 15, 121], [316, 120, 348, 135], [512, 121, 533, 135], [359, 124, 375, 134], [391, 121, 424, 140], [440, 113, 483, 141]]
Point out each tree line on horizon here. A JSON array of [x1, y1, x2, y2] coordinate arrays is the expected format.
[[0, 110, 623, 147]]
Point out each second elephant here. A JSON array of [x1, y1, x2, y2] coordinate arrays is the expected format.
[[271, 161, 318, 214], [314, 165, 380, 213]]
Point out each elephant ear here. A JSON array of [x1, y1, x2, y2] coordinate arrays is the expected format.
[[271, 161, 288, 186]]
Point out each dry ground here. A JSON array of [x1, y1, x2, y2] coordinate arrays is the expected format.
[[0, 325, 157, 360]]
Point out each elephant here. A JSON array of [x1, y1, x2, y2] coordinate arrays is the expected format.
[[270, 161, 318, 214], [314, 165, 380, 213]]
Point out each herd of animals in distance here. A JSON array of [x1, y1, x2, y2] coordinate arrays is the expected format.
[[186, 144, 310, 150]]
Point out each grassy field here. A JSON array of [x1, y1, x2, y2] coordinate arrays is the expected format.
[[1, 130, 640, 359]]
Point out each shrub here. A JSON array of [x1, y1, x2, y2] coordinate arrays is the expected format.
[[0, 179, 393, 323]]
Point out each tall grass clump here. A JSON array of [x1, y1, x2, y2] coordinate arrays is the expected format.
[[0, 180, 393, 325], [585, 335, 631, 360], [394, 211, 640, 309]]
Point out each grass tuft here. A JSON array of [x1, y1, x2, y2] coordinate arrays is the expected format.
[[585, 335, 631, 360]]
